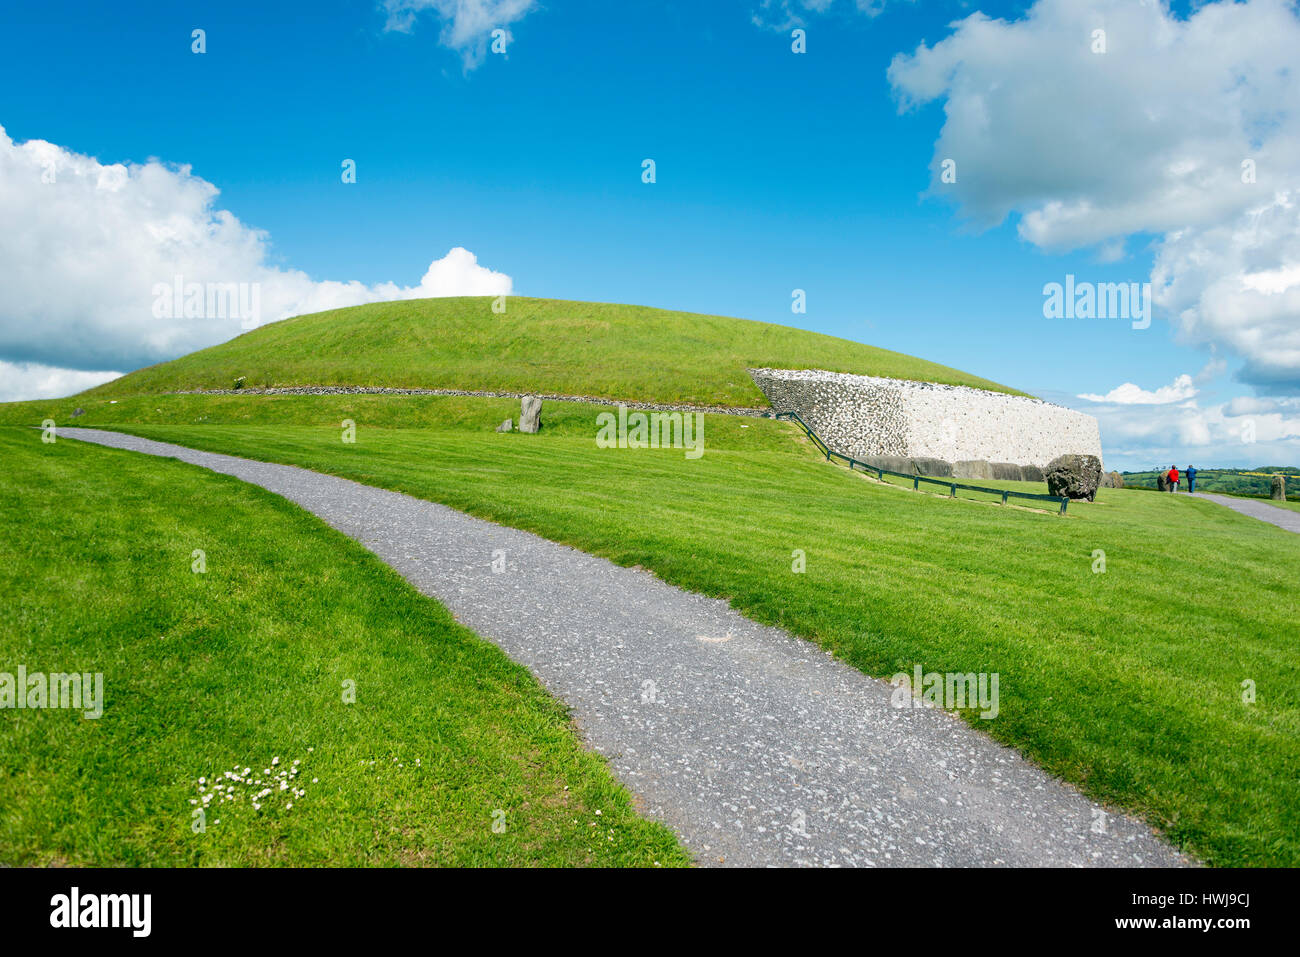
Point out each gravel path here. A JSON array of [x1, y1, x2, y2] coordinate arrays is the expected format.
[[61, 427, 1188, 868], [1194, 492, 1300, 534]]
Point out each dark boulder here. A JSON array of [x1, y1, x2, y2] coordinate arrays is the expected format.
[[1045, 454, 1103, 502]]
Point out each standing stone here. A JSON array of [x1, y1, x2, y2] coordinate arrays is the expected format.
[[495, 419, 512, 433], [1271, 474, 1286, 501], [1044, 454, 1103, 502], [1157, 471, 1168, 492], [1109, 471, 1124, 489], [519, 396, 542, 434]]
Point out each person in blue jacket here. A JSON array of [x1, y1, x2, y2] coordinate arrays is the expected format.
[[1186, 465, 1197, 494]]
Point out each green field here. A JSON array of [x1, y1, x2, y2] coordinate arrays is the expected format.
[[0, 429, 690, 867], [1123, 467, 1300, 503], [4, 294, 1297, 868], [74, 296, 1024, 405], [8, 391, 1295, 865]]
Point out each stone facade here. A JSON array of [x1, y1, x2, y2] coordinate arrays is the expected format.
[[749, 368, 1103, 470]]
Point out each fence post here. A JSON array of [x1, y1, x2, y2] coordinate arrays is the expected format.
[[1002, 490, 1009, 505], [913, 476, 919, 491], [950, 483, 957, 498]]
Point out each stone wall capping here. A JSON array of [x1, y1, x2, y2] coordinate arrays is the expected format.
[[748, 367, 1102, 470]]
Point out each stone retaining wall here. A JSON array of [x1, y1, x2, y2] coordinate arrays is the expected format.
[[749, 368, 1102, 470]]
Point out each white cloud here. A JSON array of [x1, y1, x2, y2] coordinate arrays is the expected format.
[[383, 0, 537, 68], [0, 126, 511, 398], [887, 0, 1300, 391], [1059, 384, 1300, 471], [1194, 355, 1227, 385], [753, 0, 895, 30], [1225, 395, 1277, 416], [0, 361, 121, 404], [1153, 191, 1300, 391], [1078, 374, 1197, 405], [753, 0, 836, 30]]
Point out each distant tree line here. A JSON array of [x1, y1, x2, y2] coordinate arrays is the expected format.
[[1121, 467, 1299, 500]]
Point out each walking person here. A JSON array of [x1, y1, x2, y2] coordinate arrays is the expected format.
[[1186, 464, 1197, 494], [1168, 465, 1179, 493]]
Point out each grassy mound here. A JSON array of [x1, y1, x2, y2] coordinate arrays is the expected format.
[[76, 297, 1023, 405]]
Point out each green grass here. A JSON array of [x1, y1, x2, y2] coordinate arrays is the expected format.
[[41, 393, 1299, 867], [0, 428, 690, 867], [855, 467, 1067, 511], [76, 297, 1024, 404], [1264, 499, 1300, 514]]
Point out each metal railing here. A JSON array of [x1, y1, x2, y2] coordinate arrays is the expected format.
[[773, 410, 1070, 515]]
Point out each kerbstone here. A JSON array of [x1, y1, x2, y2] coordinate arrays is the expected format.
[[1045, 454, 1103, 502], [954, 460, 993, 481]]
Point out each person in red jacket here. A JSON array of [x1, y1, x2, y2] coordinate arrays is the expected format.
[[1168, 465, 1180, 493]]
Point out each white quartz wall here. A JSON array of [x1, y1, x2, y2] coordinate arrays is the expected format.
[[749, 368, 1102, 469]]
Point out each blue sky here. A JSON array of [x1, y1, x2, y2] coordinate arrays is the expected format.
[[2, 0, 1298, 470]]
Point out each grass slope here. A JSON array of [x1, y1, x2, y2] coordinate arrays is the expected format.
[[43, 393, 1299, 866], [78, 297, 1024, 404], [0, 429, 689, 867]]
